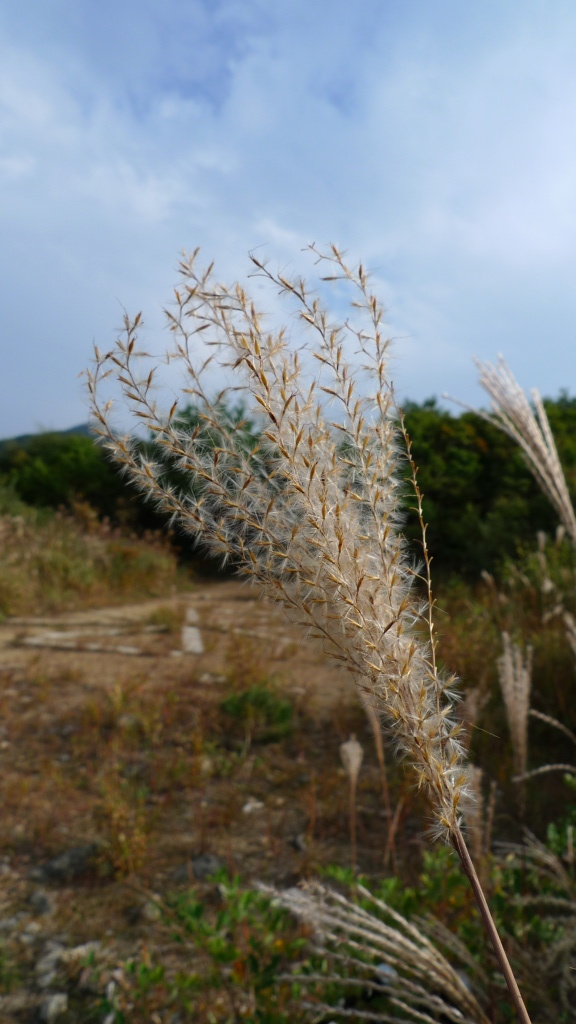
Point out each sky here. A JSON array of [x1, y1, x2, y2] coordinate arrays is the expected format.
[[2, 0, 576, 437]]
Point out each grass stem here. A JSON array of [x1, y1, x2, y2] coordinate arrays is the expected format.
[[453, 826, 532, 1024]]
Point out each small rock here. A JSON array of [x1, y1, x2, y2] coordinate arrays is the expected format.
[[290, 833, 308, 852], [19, 920, 43, 946], [141, 898, 162, 923], [30, 889, 55, 916], [0, 992, 37, 1014], [242, 798, 264, 814], [40, 992, 68, 1022], [374, 962, 398, 985], [170, 852, 225, 884], [70, 946, 102, 994], [0, 914, 23, 933], [37, 968, 57, 990], [181, 624, 204, 654], [36, 941, 65, 988], [23, 921, 42, 937], [60, 940, 101, 968], [191, 852, 225, 879], [32, 843, 101, 883]]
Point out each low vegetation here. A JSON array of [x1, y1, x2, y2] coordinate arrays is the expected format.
[[0, 487, 186, 618]]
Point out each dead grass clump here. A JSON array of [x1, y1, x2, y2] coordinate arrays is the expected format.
[[0, 499, 185, 616], [94, 764, 150, 878], [146, 602, 187, 634]]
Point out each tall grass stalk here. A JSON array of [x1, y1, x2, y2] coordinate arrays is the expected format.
[[476, 357, 576, 792], [87, 245, 531, 1023], [497, 632, 532, 815], [340, 735, 364, 874], [475, 355, 576, 545]]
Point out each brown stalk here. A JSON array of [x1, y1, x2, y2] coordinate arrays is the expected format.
[[362, 697, 397, 871], [453, 827, 532, 1024]]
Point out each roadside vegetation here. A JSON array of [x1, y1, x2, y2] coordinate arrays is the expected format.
[[0, 486, 186, 618]]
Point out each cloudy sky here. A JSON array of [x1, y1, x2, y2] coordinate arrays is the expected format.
[[2, 0, 576, 437]]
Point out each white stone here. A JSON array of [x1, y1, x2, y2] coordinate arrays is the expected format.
[[181, 609, 204, 653], [181, 626, 204, 653], [242, 798, 264, 814]]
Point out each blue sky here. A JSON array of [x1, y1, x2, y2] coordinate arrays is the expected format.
[[2, 0, 576, 436]]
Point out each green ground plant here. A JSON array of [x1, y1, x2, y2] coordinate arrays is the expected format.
[[220, 684, 294, 750], [101, 877, 312, 1023]]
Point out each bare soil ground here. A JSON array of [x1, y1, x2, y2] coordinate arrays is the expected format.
[[0, 579, 421, 1020]]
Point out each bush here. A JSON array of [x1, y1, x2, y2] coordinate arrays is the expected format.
[[0, 490, 184, 615]]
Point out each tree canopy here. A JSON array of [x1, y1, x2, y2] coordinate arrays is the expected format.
[[2, 394, 575, 580]]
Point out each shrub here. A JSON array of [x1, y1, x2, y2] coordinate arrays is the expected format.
[[0, 491, 183, 615]]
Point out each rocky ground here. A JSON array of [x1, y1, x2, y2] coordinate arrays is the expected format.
[[0, 580, 416, 1022]]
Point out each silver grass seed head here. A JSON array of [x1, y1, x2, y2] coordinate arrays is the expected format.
[[87, 244, 468, 841], [340, 735, 364, 787]]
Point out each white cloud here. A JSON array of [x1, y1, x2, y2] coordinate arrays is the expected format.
[[1, 1, 576, 435]]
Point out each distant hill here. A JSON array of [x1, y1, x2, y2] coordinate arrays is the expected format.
[[57, 422, 93, 438], [0, 423, 93, 451]]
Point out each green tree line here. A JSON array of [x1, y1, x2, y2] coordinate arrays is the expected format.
[[2, 394, 575, 579]]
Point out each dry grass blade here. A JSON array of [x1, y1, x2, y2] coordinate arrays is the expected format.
[[461, 771, 498, 895], [474, 356, 576, 545], [264, 881, 491, 1024], [496, 632, 532, 812], [530, 708, 576, 746], [563, 611, 576, 662], [495, 833, 576, 1018], [513, 708, 576, 783]]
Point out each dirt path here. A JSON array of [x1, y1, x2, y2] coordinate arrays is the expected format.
[[0, 579, 353, 716]]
